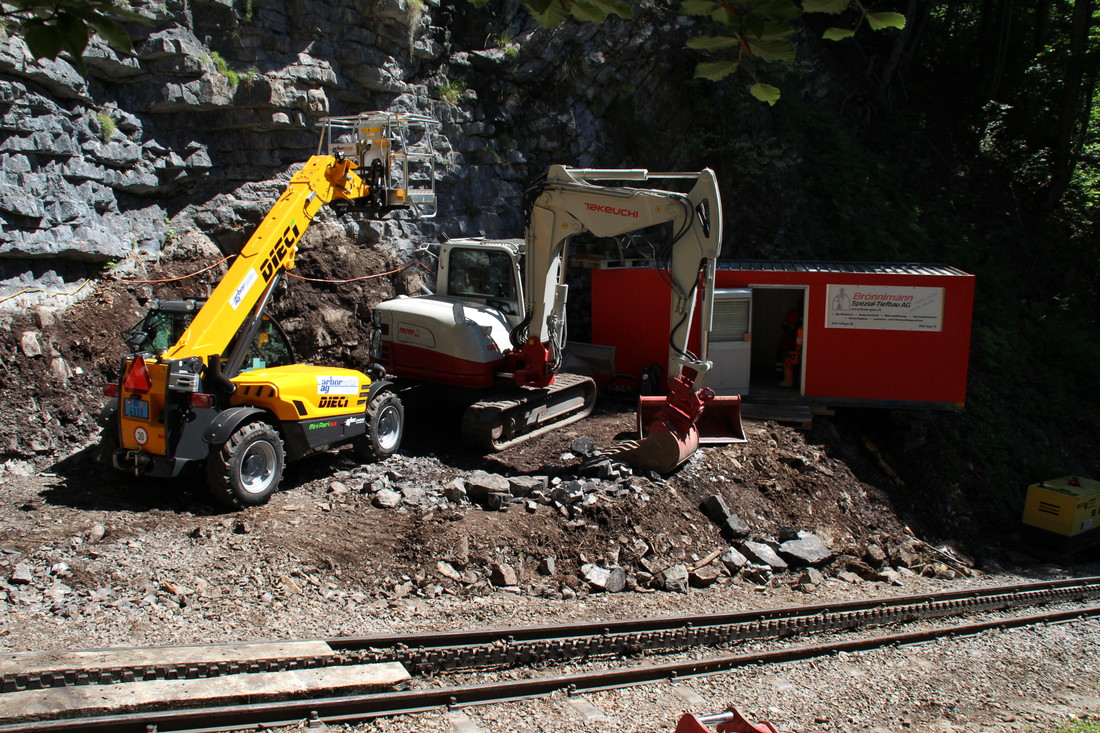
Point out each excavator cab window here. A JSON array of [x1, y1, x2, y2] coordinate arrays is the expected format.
[[447, 248, 519, 314]]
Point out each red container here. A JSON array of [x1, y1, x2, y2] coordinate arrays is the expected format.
[[591, 261, 975, 409]]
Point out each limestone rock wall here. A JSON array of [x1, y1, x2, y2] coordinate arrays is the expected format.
[[0, 0, 699, 313]]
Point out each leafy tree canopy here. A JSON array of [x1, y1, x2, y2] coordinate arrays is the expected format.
[[469, 0, 906, 103]]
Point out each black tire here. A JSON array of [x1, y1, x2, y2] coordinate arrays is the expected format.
[[352, 391, 404, 462], [206, 421, 285, 509]]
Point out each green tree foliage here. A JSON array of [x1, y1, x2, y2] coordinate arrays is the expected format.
[[472, 0, 905, 103], [666, 2, 1099, 534], [0, 0, 141, 72], [681, 0, 903, 100]]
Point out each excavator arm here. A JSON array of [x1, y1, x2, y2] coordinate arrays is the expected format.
[[513, 165, 722, 389], [517, 165, 743, 472]]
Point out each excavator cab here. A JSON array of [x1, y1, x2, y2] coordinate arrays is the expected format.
[[442, 239, 525, 317]]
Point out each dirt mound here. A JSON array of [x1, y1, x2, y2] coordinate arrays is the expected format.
[[0, 239, 967, 603]]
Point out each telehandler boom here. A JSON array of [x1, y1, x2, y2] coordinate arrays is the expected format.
[[98, 112, 438, 508]]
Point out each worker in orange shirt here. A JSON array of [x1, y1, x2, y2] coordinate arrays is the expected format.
[[778, 309, 802, 388]]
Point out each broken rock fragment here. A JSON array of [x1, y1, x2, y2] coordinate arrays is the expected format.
[[702, 493, 750, 539], [10, 563, 34, 585], [864, 544, 888, 567], [20, 332, 43, 358], [659, 563, 690, 593], [436, 561, 462, 582], [508, 475, 546, 497], [779, 532, 834, 566], [740, 541, 788, 570], [442, 479, 467, 503], [721, 515, 751, 540], [702, 493, 731, 523], [373, 489, 401, 509], [878, 567, 904, 585], [720, 546, 749, 572], [689, 563, 722, 587], [486, 492, 512, 511], [466, 471, 510, 503], [570, 436, 596, 456], [489, 562, 518, 587], [794, 567, 826, 592], [581, 563, 626, 592], [551, 481, 586, 505]]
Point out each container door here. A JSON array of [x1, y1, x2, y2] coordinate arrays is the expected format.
[[707, 289, 752, 395], [748, 286, 807, 395]]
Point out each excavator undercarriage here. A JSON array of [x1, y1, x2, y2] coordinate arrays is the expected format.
[[459, 372, 597, 451]]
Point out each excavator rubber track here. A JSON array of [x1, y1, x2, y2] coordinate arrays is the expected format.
[[460, 373, 597, 452]]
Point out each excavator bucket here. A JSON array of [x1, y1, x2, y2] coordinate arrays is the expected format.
[[639, 393, 747, 446], [604, 379, 746, 474], [675, 708, 780, 733], [606, 421, 701, 474]]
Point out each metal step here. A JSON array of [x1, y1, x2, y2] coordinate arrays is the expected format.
[[740, 402, 814, 429]]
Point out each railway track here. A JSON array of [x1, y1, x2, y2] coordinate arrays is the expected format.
[[2, 575, 1099, 732]]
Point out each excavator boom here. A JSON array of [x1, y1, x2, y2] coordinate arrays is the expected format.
[[521, 167, 744, 472]]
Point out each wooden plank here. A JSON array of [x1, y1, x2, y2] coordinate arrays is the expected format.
[[1, 662, 409, 724], [0, 640, 334, 676], [740, 403, 814, 428]]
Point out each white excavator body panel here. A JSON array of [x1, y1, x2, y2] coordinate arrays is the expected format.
[[374, 295, 511, 388]]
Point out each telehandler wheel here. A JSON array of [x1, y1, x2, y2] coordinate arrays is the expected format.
[[352, 391, 404, 462], [207, 421, 285, 509]]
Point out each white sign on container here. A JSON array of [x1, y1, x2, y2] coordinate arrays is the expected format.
[[825, 285, 944, 332]]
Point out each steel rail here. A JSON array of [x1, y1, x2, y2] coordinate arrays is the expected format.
[[340, 574, 1100, 672], [4, 575, 1100, 694], [332, 574, 1100, 651], [5, 603, 1099, 733]]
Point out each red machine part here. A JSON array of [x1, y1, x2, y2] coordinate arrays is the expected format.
[[509, 337, 555, 388], [675, 708, 780, 733]]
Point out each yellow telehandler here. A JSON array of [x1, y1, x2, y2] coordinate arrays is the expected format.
[[97, 112, 437, 508]]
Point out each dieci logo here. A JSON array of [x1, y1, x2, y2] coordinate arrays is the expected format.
[[318, 396, 349, 409]]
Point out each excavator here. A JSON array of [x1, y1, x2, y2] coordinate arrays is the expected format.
[[373, 165, 744, 473], [97, 112, 439, 508]]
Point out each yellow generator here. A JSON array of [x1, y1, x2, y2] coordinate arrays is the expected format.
[[1021, 476, 1100, 553]]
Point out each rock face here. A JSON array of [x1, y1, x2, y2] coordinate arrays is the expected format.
[[0, 0, 702, 461], [0, 0, 698, 313]]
